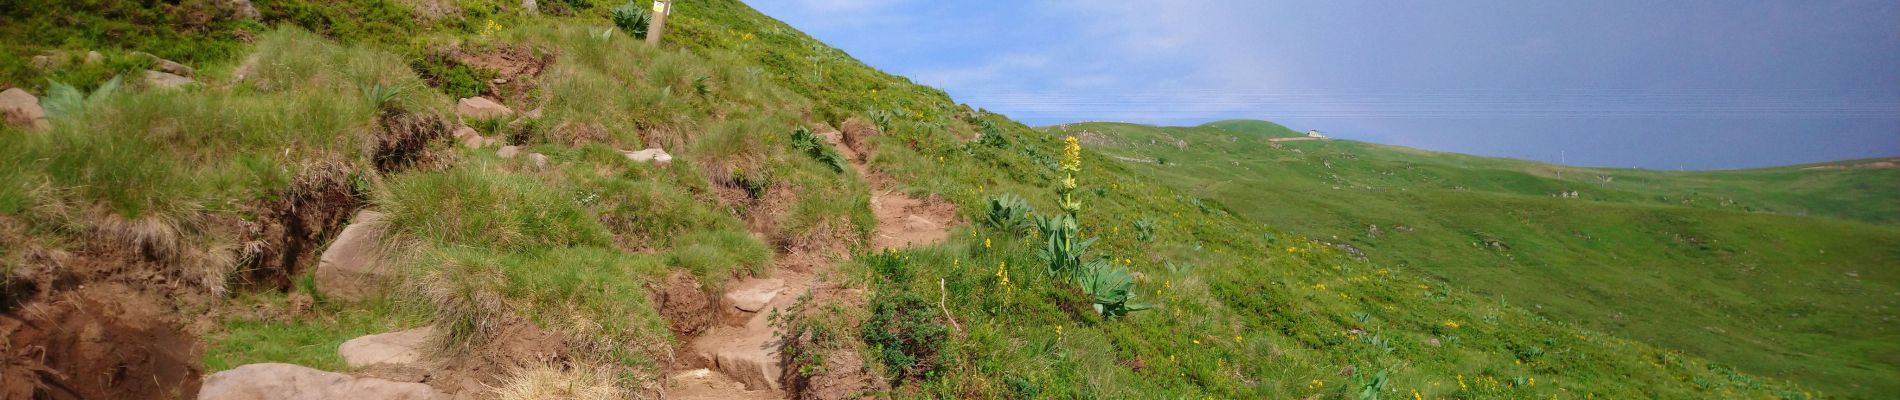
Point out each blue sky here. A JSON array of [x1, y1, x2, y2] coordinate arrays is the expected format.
[[745, 0, 1900, 170]]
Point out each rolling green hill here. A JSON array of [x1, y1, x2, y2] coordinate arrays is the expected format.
[[0, 0, 1878, 398], [1058, 120, 1900, 397]]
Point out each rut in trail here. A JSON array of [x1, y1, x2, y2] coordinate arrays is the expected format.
[[663, 120, 953, 399]]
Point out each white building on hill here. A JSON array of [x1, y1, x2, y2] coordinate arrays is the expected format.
[[1306, 130, 1326, 138]]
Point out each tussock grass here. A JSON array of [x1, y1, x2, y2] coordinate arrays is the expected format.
[[379, 164, 611, 250], [667, 230, 771, 281], [493, 363, 628, 400]]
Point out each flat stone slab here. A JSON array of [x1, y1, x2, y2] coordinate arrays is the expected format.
[[624, 148, 673, 165], [198, 363, 448, 400], [337, 326, 434, 368], [456, 97, 513, 119], [143, 70, 197, 89], [722, 279, 786, 313]]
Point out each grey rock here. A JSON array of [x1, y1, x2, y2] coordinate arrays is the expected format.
[[624, 148, 673, 166], [0, 88, 50, 130], [144, 70, 198, 89], [338, 327, 435, 368], [456, 97, 513, 119], [722, 279, 785, 313], [314, 210, 391, 302], [198, 363, 449, 400]]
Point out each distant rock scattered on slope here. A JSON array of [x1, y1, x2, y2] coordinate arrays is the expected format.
[[456, 97, 513, 119]]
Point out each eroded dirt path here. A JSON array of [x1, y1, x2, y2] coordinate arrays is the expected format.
[[663, 121, 953, 399]]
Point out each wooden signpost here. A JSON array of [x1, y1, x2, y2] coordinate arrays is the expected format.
[[647, 0, 672, 45]]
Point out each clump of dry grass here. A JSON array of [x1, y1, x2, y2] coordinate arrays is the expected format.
[[491, 363, 629, 400]]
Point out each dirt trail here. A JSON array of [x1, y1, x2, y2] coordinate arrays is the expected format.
[[664, 122, 952, 399]]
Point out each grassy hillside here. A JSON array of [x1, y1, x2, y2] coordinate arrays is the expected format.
[[1058, 120, 1900, 397], [0, 0, 1858, 398]]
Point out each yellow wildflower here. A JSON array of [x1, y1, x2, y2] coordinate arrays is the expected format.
[[984, 238, 991, 249], [482, 19, 503, 37], [1060, 136, 1082, 172], [995, 261, 1011, 292], [1457, 374, 1468, 391], [1287, 247, 1299, 253], [1444, 320, 1460, 329], [1309, 379, 1324, 389], [1413, 389, 1423, 400], [1312, 283, 1326, 290], [1192, 339, 1200, 345], [1234, 335, 1243, 344]]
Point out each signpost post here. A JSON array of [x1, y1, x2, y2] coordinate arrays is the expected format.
[[647, 0, 672, 45]]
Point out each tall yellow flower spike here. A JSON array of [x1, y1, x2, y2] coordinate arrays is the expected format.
[[1061, 136, 1082, 172]]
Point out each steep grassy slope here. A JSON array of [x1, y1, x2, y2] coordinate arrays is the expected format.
[[1060, 120, 1900, 397], [0, 0, 1850, 398]]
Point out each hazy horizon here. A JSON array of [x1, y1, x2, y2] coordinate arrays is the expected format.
[[750, 0, 1900, 170]]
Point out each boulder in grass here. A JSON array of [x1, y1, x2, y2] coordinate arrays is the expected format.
[[144, 70, 197, 89], [314, 210, 392, 302], [0, 88, 50, 130], [456, 97, 513, 119], [134, 52, 196, 77], [338, 327, 435, 368], [497, 145, 520, 158], [624, 148, 673, 166], [452, 127, 486, 149]]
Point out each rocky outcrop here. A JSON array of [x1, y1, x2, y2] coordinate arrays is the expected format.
[[314, 210, 391, 302], [456, 97, 513, 119], [496, 145, 520, 158], [528, 153, 548, 168], [0, 88, 50, 130], [198, 363, 448, 400], [338, 327, 435, 368]]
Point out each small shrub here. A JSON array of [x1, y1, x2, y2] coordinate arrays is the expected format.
[[359, 82, 406, 110], [1077, 259, 1151, 318], [609, 2, 651, 39], [984, 193, 1035, 233], [867, 109, 893, 132], [1133, 218, 1156, 242], [861, 292, 947, 385], [410, 52, 494, 99], [790, 127, 846, 173], [976, 120, 1008, 148], [41, 76, 123, 120]]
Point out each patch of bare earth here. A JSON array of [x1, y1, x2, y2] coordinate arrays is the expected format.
[[0, 209, 241, 400], [660, 118, 951, 400], [834, 118, 956, 251], [2, 106, 458, 399]]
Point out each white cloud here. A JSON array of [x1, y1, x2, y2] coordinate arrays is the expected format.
[[911, 53, 1053, 90]]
